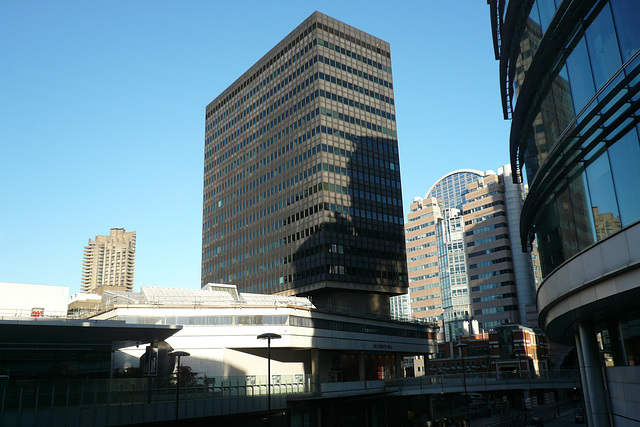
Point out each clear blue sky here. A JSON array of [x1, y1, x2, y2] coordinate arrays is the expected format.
[[0, 1, 510, 295]]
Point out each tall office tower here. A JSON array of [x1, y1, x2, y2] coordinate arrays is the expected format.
[[437, 208, 471, 340], [202, 12, 406, 315], [489, 0, 640, 424], [462, 166, 536, 329], [81, 228, 136, 294], [404, 196, 445, 325], [403, 167, 536, 340]]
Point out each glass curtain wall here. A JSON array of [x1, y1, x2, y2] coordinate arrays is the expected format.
[[510, 0, 640, 277]]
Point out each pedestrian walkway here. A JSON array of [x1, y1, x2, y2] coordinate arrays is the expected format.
[[470, 401, 575, 426]]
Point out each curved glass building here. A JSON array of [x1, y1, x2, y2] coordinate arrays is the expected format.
[[489, 0, 640, 424]]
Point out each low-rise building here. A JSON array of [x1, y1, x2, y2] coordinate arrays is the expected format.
[[0, 281, 69, 318], [0, 318, 179, 379], [67, 292, 102, 318], [89, 284, 439, 383], [425, 325, 549, 376]]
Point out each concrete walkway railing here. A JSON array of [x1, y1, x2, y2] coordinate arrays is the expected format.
[[0, 370, 579, 426]]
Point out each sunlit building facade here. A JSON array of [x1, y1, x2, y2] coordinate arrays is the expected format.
[[202, 12, 407, 316], [389, 292, 411, 321], [81, 228, 136, 294], [489, 0, 640, 424], [403, 167, 537, 340], [404, 196, 444, 326]]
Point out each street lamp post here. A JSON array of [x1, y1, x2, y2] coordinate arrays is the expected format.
[[516, 349, 526, 421], [522, 338, 530, 381], [258, 333, 281, 426], [516, 349, 523, 379], [548, 353, 560, 417], [456, 343, 471, 427], [517, 347, 532, 422], [168, 350, 190, 421]]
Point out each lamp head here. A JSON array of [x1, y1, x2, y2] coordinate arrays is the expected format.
[[168, 350, 191, 357], [257, 333, 282, 340]]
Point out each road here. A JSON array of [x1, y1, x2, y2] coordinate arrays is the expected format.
[[470, 401, 577, 427], [542, 410, 577, 426]]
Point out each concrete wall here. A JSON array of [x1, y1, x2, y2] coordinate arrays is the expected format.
[[606, 366, 640, 425], [0, 281, 69, 317]]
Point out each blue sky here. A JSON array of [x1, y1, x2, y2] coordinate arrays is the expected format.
[[0, 1, 510, 295]]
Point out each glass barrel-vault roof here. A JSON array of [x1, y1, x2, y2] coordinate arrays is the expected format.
[[426, 169, 484, 210], [102, 285, 315, 309]]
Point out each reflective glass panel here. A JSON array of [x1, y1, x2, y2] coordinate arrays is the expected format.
[[524, 126, 541, 184], [537, 0, 557, 34], [608, 129, 640, 226], [585, 147, 622, 239], [535, 196, 564, 276], [585, 4, 622, 90], [550, 66, 577, 141], [529, 0, 542, 26], [556, 185, 579, 258], [610, 0, 640, 62], [566, 38, 597, 115], [568, 167, 597, 251]]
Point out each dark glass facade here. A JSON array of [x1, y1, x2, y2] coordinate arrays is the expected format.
[[490, 0, 640, 277], [202, 12, 407, 314], [490, 1, 640, 424]]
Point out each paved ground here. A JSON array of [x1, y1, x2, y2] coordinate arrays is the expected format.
[[543, 410, 577, 426], [470, 401, 576, 427]]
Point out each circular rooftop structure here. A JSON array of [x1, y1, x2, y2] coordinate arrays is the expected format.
[[426, 169, 484, 209]]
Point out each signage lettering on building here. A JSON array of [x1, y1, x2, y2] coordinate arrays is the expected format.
[[373, 344, 393, 350]]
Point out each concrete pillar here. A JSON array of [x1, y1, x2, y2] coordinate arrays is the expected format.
[[359, 352, 366, 381], [311, 348, 320, 379], [502, 164, 535, 326], [395, 353, 403, 379], [427, 395, 435, 420], [577, 323, 610, 427], [607, 319, 627, 366], [575, 330, 593, 425]]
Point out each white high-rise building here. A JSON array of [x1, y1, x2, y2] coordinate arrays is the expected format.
[[81, 228, 136, 294], [390, 292, 411, 321]]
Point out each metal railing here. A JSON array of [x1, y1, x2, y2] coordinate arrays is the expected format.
[[388, 369, 579, 393], [0, 370, 578, 425], [0, 374, 319, 410]]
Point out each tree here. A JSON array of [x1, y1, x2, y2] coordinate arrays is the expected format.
[[171, 365, 198, 387]]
